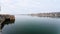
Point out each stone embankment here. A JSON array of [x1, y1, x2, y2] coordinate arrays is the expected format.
[[0, 14, 15, 32], [0, 14, 15, 21]]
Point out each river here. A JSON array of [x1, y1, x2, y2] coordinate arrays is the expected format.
[[1, 15, 60, 34]]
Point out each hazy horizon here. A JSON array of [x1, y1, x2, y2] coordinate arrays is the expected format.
[[1, 0, 60, 14]]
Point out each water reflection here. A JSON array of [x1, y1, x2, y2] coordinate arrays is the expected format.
[[0, 15, 60, 34], [0, 18, 15, 32]]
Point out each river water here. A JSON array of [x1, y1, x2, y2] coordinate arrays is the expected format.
[[1, 15, 60, 34]]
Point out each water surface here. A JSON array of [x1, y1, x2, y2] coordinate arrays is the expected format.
[[1, 15, 60, 34]]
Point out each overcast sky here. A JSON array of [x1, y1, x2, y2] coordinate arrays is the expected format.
[[1, 0, 60, 14]]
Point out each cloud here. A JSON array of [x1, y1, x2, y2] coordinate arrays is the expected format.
[[1, 0, 60, 14]]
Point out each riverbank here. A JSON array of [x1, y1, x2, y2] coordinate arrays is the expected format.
[[0, 14, 15, 32], [30, 12, 60, 17]]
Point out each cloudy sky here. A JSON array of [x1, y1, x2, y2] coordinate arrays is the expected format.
[[1, 0, 60, 14]]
